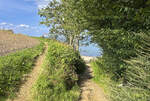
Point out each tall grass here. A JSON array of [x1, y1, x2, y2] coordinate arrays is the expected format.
[[0, 41, 44, 98], [91, 56, 150, 101], [32, 40, 85, 101]]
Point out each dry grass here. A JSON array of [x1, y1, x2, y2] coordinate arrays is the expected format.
[[0, 30, 40, 56]]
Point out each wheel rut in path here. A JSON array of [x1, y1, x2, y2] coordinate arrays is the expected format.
[[7, 43, 48, 101], [79, 56, 108, 101]]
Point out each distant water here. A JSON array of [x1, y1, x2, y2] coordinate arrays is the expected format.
[[79, 43, 102, 57]]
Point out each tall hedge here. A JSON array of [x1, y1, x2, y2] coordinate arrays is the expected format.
[[91, 29, 141, 79]]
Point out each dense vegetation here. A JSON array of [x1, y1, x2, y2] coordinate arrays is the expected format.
[[91, 48, 150, 101], [0, 41, 44, 98], [40, 0, 150, 100], [32, 40, 85, 101]]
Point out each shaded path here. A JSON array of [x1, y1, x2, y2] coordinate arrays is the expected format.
[[7, 43, 48, 101], [79, 56, 108, 101]]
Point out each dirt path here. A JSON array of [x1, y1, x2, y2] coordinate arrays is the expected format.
[[7, 43, 48, 101], [79, 56, 108, 101]]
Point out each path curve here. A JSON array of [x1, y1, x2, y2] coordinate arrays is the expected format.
[[7, 43, 48, 101], [79, 56, 108, 101]]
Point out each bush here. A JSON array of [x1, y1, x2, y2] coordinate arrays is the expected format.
[[91, 54, 150, 101], [32, 40, 85, 101], [91, 29, 142, 79], [0, 42, 44, 98]]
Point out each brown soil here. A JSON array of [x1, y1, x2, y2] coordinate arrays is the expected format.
[[0, 30, 39, 56], [79, 56, 108, 101], [7, 43, 48, 101]]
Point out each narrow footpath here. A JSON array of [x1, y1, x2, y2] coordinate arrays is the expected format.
[[7, 44, 48, 101], [79, 56, 108, 101]]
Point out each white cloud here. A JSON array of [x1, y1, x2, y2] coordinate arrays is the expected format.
[[0, 22, 15, 29], [0, 22, 49, 36], [0, 22, 30, 29], [9, 24, 14, 26], [36, 0, 50, 9], [0, 22, 7, 25], [18, 24, 30, 28]]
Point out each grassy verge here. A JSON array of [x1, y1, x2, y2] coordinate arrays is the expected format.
[[32, 40, 85, 101], [0, 96, 7, 101], [91, 58, 150, 101], [0, 41, 45, 99], [91, 59, 112, 100]]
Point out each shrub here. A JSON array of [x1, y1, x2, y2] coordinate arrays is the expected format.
[[91, 53, 150, 101], [91, 29, 142, 80]]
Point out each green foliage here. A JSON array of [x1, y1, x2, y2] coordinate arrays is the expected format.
[[0, 42, 44, 98], [91, 58, 150, 101], [91, 31, 150, 100], [91, 29, 142, 79], [111, 86, 150, 101], [69, 0, 150, 82], [39, 0, 90, 50], [75, 0, 150, 31], [91, 32, 150, 100], [38, 0, 150, 100], [46, 0, 150, 79], [32, 40, 85, 101], [0, 96, 7, 101]]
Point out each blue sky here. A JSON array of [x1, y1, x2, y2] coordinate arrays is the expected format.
[[0, 0, 101, 56], [0, 0, 50, 36]]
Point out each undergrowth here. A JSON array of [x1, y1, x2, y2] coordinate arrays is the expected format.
[[91, 58, 150, 101], [32, 40, 85, 101]]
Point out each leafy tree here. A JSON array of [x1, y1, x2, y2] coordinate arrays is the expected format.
[[38, 0, 89, 51], [39, 0, 150, 81], [70, 0, 150, 79], [39, 0, 150, 100]]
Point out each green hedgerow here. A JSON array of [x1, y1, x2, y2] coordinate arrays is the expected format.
[[32, 40, 85, 101]]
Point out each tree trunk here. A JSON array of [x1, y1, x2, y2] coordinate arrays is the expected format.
[[76, 38, 79, 51], [74, 35, 79, 51], [69, 35, 74, 48]]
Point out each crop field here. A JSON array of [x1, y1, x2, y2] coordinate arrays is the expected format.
[[0, 30, 40, 56]]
